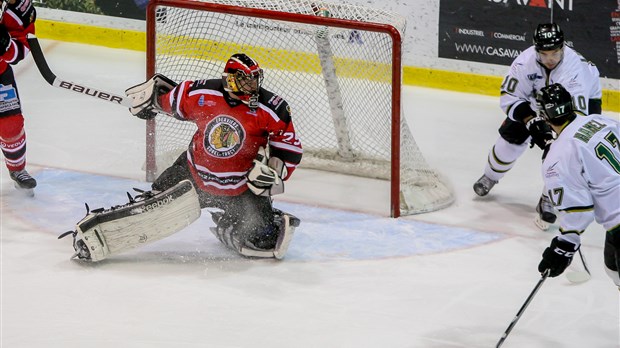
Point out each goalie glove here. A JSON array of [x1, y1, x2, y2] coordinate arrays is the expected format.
[[125, 74, 177, 120], [246, 146, 288, 196]]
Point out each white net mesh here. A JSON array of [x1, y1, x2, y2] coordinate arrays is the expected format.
[[149, 0, 454, 215]]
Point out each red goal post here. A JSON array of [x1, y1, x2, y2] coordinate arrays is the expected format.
[[144, 0, 454, 217]]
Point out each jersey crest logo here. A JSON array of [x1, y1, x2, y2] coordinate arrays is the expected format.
[[527, 73, 542, 81], [205, 116, 245, 158]]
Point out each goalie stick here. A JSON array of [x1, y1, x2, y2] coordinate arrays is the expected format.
[[26, 35, 132, 108]]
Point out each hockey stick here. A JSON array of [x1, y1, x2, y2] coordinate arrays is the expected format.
[[26, 35, 132, 108], [496, 269, 550, 348], [566, 248, 591, 284], [0, 2, 7, 20]]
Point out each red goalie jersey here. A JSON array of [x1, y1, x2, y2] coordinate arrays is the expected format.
[[158, 79, 303, 196]]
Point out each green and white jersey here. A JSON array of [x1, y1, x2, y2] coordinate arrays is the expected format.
[[542, 114, 620, 243], [500, 46, 602, 121]]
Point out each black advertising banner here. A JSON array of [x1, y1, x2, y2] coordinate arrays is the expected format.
[[439, 0, 619, 79], [35, 0, 147, 20]]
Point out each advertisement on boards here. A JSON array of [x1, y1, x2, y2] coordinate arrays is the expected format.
[[438, 0, 620, 79], [34, 0, 147, 20]]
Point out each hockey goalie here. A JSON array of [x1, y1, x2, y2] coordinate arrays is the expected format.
[[60, 53, 303, 261]]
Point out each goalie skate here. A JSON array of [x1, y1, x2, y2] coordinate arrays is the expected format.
[[59, 180, 201, 262], [273, 210, 300, 259], [210, 209, 300, 259]]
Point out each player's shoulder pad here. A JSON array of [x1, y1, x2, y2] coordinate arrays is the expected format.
[[188, 78, 222, 93], [508, 47, 536, 74], [7, 0, 36, 27], [258, 88, 292, 124]]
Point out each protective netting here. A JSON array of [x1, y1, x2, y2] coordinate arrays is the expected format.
[[149, 0, 454, 215]]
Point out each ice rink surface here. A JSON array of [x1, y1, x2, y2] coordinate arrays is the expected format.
[[1, 40, 619, 347]]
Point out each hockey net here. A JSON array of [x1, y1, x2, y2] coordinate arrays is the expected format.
[[145, 0, 454, 217]]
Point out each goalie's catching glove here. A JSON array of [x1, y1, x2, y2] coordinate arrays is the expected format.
[[246, 146, 287, 196], [525, 116, 554, 153], [125, 74, 177, 120], [538, 236, 579, 277]]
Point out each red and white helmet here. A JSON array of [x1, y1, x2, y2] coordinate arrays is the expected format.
[[222, 53, 264, 105]]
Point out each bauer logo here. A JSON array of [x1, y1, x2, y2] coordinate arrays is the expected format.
[[58, 81, 125, 105]]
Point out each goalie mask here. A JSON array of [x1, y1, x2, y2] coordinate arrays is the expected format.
[[222, 53, 264, 107], [536, 83, 576, 126]]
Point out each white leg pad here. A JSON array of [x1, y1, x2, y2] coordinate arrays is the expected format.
[[75, 180, 201, 262]]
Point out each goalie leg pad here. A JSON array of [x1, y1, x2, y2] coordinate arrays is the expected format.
[[67, 180, 201, 262]]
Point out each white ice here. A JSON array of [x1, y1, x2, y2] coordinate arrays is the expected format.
[[1, 40, 619, 348]]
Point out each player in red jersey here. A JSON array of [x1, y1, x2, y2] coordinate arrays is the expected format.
[[142, 53, 303, 257], [60, 53, 303, 261], [0, 0, 37, 193]]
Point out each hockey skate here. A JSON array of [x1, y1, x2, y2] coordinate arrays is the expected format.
[[9, 169, 37, 196], [473, 174, 497, 197], [246, 209, 301, 259], [534, 194, 557, 231], [210, 209, 300, 259]]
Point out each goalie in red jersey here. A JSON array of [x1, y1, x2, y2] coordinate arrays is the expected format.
[[61, 54, 303, 261], [0, 0, 37, 194]]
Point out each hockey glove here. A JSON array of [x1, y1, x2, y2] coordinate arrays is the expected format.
[[247, 146, 287, 196], [525, 116, 554, 152], [538, 236, 579, 277], [125, 74, 177, 120], [0, 25, 11, 56]]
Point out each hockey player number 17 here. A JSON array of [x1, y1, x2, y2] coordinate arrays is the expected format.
[[596, 131, 620, 174], [546, 131, 619, 207]]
